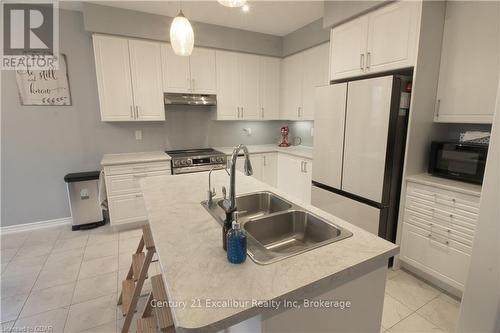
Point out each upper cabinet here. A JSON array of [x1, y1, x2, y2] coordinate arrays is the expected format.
[[434, 1, 499, 124], [280, 43, 330, 121], [161, 45, 216, 94], [93, 35, 165, 122], [330, 1, 421, 81], [215, 51, 281, 120]]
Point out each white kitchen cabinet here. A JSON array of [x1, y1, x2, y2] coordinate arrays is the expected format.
[[400, 180, 480, 292], [215, 51, 240, 120], [104, 161, 171, 226], [280, 53, 303, 120], [261, 153, 278, 187], [365, 1, 420, 74], [93, 35, 135, 121], [280, 43, 329, 120], [161, 45, 217, 94], [93, 35, 165, 121], [434, 1, 499, 124], [301, 43, 330, 120], [329, 1, 421, 81], [128, 40, 165, 121], [239, 54, 261, 120], [329, 16, 369, 81], [260, 57, 281, 120], [277, 153, 313, 203]]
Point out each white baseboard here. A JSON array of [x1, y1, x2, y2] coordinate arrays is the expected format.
[[0, 217, 73, 235]]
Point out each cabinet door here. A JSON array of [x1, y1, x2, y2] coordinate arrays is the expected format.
[[261, 153, 277, 187], [238, 54, 261, 120], [301, 43, 330, 120], [93, 35, 135, 121], [312, 84, 347, 190], [215, 51, 239, 120], [302, 159, 313, 204], [342, 76, 393, 203], [129, 40, 165, 121], [280, 53, 303, 120], [435, 1, 499, 124], [108, 193, 147, 226], [329, 16, 368, 81], [259, 57, 281, 120], [277, 154, 305, 201], [366, 1, 420, 73], [160, 43, 191, 93], [190, 47, 217, 94]]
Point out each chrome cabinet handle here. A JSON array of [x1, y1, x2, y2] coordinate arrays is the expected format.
[[261, 107, 264, 118], [241, 107, 244, 118], [187, 78, 191, 91], [237, 107, 240, 118], [300, 161, 304, 172], [135, 106, 139, 119], [435, 99, 441, 118], [303, 161, 307, 173], [263, 155, 266, 166], [130, 106, 134, 119], [366, 52, 371, 69], [192, 79, 195, 92], [360, 54, 364, 69]]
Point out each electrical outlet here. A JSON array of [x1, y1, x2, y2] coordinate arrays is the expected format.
[[243, 127, 252, 136], [135, 130, 142, 140]]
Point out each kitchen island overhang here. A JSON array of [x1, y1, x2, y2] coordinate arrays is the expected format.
[[140, 170, 399, 332]]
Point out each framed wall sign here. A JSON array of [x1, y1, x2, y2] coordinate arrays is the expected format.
[[15, 54, 72, 106]]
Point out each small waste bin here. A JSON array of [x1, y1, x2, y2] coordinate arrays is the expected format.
[[64, 171, 105, 230]]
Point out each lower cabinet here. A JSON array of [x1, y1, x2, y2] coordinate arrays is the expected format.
[[277, 153, 312, 203], [234, 153, 277, 187], [400, 181, 479, 293], [104, 161, 171, 226]]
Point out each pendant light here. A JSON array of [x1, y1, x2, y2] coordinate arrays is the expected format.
[[170, 9, 194, 56], [217, 0, 247, 8]]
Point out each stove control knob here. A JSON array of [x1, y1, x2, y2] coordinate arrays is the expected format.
[[173, 160, 180, 167], [216, 157, 223, 163], [187, 159, 192, 166], [180, 160, 187, 166]]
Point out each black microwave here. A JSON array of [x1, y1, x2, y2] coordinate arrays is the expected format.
[[428, 141, 488, 185]]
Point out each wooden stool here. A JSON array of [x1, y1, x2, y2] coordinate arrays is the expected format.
[[118, 225, 157, 333], [137, 275, 175, 333]]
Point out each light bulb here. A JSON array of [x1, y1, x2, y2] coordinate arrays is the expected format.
[[217, 0, 247, 8], [169, 10, 194, 56]]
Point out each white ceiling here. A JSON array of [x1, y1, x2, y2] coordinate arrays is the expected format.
[[60, 1, 324, 36]]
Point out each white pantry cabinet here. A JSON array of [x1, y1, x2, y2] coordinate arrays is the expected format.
[[277, 153, 313, 203], [329, 1, 421, 81], [434, 1, 499, 124], [93, 35, 165, 121], [280, 43, 330, 120], [161, 45, 217, 94], [400, 181, 480, 293]]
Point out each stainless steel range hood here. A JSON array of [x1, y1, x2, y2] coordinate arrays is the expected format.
[[164, 93, 217, 106]]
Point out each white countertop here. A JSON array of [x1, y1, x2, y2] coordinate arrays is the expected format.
[[100, 151, 171, 166], [406, 173, 482, 197], [140, 170, 398, 332], [215, 144, 313, 160]]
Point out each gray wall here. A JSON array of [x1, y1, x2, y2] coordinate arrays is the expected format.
[[282, 19, 330, 57], [83, 3, 283, 57], [0, 9, 289, 227], [323, 0, 387, 28]]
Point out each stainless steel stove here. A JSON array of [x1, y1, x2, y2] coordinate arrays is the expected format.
[[166, 148, 227, 175]]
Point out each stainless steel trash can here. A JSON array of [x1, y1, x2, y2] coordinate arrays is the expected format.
[[64, 171, 105, 230]]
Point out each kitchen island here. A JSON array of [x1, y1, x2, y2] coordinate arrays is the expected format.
[[140, 170, 399, 333]]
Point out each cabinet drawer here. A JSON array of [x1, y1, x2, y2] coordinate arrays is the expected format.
[[106, 170, 170, 196], [407, 182, 479, 206], [104, 161, 171, 176], [401, 222, 471, 288], [404, 209, 474, 248], [108, 193, 148, 225]]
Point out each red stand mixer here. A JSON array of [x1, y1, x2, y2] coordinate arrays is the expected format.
[[279, 126, 290, 147]]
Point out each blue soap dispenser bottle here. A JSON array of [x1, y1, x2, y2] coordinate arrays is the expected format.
[[226, 212, 247, 264]]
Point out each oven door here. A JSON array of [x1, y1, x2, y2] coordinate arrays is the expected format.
[[429, 142, 488, 184]]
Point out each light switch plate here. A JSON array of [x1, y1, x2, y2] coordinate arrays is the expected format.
[[135, 130, 142, 140]]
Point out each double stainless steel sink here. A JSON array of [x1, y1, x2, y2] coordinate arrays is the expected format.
[[202, 191, 353, 265]]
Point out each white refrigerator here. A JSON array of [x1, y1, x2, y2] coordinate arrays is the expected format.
[[311, 75, 410, 241]]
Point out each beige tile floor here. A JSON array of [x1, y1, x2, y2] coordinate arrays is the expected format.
[[1, 225, 460, 332]]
